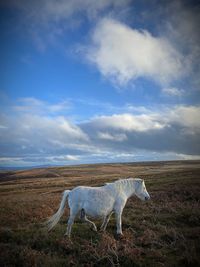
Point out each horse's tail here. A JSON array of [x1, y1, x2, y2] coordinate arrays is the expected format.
[[46, 190, 70, 231]]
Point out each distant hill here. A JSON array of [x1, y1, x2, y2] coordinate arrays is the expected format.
[[0, 164, 64, 172], [0, 160, 200, 183]]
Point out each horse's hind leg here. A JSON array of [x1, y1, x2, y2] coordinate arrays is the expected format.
[[100, 212, 113, 231], [80, 209, 97, 232], [65, 208, 77, 238]]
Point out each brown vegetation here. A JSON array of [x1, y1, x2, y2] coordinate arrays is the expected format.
[[0, 160, 200, 266]]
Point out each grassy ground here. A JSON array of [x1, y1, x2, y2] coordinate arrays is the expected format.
[[0, 161, 200, 267]]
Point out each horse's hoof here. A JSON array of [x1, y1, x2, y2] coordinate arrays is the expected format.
[[64, 234, 73, 243], [115, 233, 124, 240], [64, 233, 70, 238], [90, 224, 97, 232]]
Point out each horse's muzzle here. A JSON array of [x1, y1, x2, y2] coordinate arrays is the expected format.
[[145, 196, 150, 201]]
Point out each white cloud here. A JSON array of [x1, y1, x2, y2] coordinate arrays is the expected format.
[[1, 0, 131, 51], [79, 104, 200, 158], [87, 105, 200, 134], [41, 0, 129, 20], [165, 1, 200, 89], [1, 96, 200, 166], [0, 113, 89, 156], [167, 106, 200, 132], [85, 18, 184, 86], [48, 155, 79, 161], [89, 113, 165, 132], [64, 155, 79, 161], [162, 87, 184, 97], [0, 125, 8, 129], [14, 97, 70, 114], [98, 132, 127, 142], [4, 0, 130, 25]]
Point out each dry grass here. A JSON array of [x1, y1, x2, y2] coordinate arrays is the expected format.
[[0, 160, 200, 266]]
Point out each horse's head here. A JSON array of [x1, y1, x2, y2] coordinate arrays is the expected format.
[[134, 179, 150, 201]]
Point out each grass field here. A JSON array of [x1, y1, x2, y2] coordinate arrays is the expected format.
[[0, 160, 200, 267]]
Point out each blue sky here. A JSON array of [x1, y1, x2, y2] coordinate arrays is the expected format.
[[0, 0, 200, 167]]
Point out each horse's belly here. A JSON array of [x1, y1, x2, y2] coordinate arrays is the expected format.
[[83, 201, 112, 217], [83, 193, 114, 217]]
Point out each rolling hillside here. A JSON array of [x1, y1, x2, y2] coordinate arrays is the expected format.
[[0, 161, 200, 266]]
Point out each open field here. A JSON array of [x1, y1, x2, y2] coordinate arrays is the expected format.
[[0, 160, 200, 267]]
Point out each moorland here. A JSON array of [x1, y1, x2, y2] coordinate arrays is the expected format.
[[0, 160, 200, 266]]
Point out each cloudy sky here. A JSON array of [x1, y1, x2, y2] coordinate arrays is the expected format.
[[0, 0, 200, 167]]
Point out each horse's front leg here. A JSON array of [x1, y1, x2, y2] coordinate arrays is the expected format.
[[114, 198, 126, 236], [115, 211, 123, 235]]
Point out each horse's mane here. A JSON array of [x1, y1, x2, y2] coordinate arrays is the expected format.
[[105, 178, 143, 190]]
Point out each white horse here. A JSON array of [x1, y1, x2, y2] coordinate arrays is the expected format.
[[46, 178, 150, 237]]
